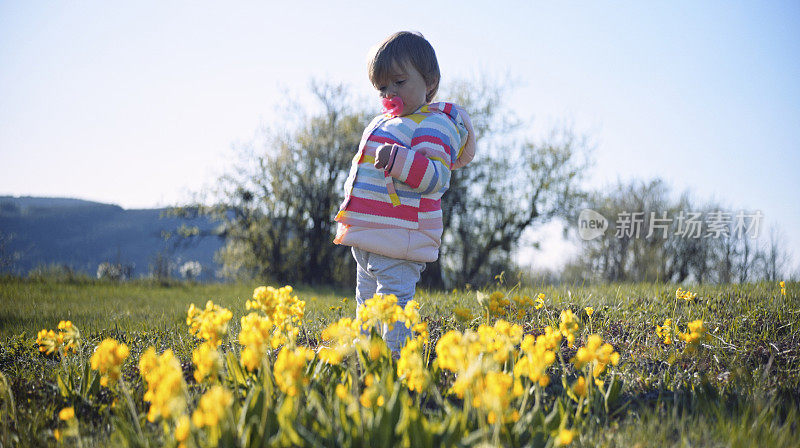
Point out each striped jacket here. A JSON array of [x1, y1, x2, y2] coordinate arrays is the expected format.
[[334, 102, 474, 262]]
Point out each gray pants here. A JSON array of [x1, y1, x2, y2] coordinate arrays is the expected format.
[[351, 247, 426, 353]]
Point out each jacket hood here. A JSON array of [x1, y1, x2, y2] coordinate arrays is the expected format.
[[426, 102, 476, 169]]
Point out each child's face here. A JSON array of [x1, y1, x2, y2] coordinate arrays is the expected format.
[[377, 60, 430, 116]]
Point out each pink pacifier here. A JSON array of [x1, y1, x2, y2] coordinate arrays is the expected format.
[[382, 96, 404, 116]]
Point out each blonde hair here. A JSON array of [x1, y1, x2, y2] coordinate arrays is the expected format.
[[368, 31, 440, 102]]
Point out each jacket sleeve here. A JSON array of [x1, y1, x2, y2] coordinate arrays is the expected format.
[[384, 113, 456, 195]]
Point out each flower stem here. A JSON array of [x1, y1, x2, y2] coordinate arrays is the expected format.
[[120, 379, 148, 448]]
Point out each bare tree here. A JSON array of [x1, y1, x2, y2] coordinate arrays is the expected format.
[[570, 179, 792, 284], [175, 81, 367, 284], [431, 78, 591, 288], [577, 179, 674, 282], [761, 225, 791, 282], [736, 233, 758, 283]]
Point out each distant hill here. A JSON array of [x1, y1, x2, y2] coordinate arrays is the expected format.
[[0, 196, 224, 280]]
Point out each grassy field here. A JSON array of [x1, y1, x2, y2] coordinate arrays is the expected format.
[[0, 278, 351, 337], [0, 277, 798, 447]]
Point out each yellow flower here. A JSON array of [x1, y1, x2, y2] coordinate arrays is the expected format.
[[780, 281, 786, 296], [358, 294, 404, 333], [186, 301, 233, 346], [435, 330, 466, 373], [403, 300, 421, 329], [675, 287, 697, 302], [436, 322, 525, 424], [322, 317, 359, 345], [555, 428, 575, 446], [540, 326, 563, 351], [318, 347, 343, 365], [138, 346, 158, 376], [572, 376, 587, 398], [678, 319, 707, 353], [534, 293, 545, 310], [514, 333, 556, 387], [238, 312, 272, 372], [245, 285, 305, 348], [138, 347, 186, 422], [584, 307, 594, 317], [571, 334, 620, 377], [58, 407, 75, 421], [656, 318, 674, 345], [397, 338, 429, 392], [485, 291, 510, 317], [359, 373, 383, 408], [413, 321, 430, 345], [175, 415, 191, 448], [90, 338, 130, 387], [559, 310, 580, 348], [478, 320, 523, 364], [438, 320, 526, 378], [192, 385, 232, 429], [367, 337, 389, 361], [37, 321, 82, 356], [248, 286, 281, 316], [477, 371, 522, 424], [57, 321, 81, 354], [512, 295, 535, 309], [36, 329, 59, 355], [359, 392, 374, 408], [274, 346, 314, 397], [453, 306, 474, 322], [191, 342, 221, 383], [319, 317, 361, 365], [335, 384, 351, 402]]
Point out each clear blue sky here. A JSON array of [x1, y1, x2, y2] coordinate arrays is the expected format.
[[2, 1, 799, 272]]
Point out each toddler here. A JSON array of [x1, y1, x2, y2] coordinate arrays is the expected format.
[[334, 31, 476, 353]]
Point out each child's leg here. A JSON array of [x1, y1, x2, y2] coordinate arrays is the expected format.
[[355, 249, 426, 353], [351, 247, 426, 352], [352, 247, 377, 334], [376, 256, 425, 352]]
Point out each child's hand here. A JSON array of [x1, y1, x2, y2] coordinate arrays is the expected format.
[[374, 144, 393, 170]]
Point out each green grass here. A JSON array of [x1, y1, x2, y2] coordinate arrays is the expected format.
[[0, 278, 351, 336], [0, 277, 798, 446]]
